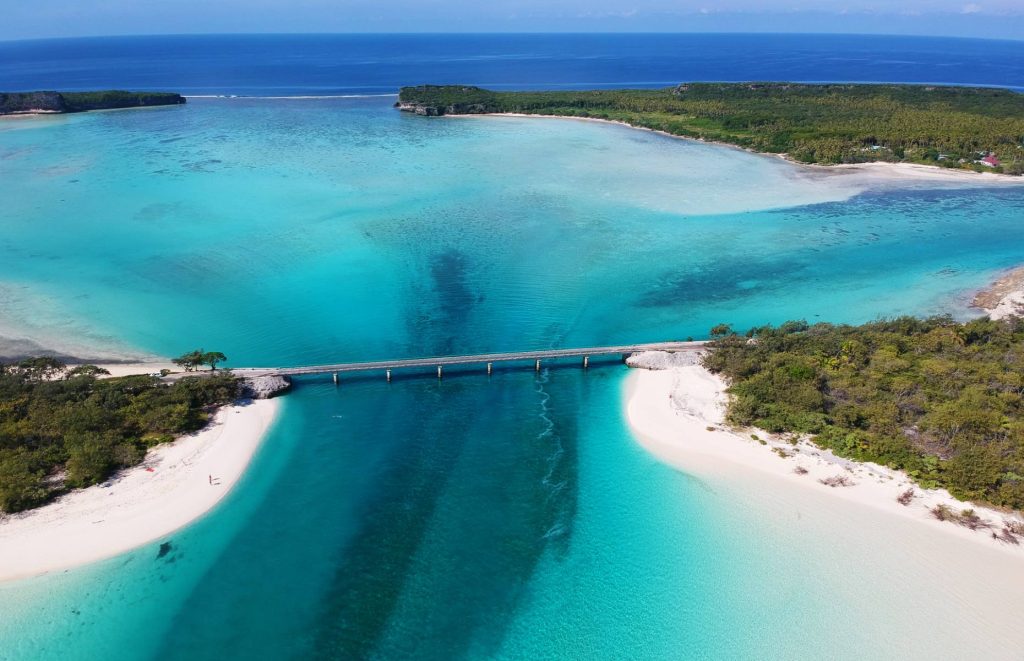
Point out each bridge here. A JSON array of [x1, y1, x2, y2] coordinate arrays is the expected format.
[[232, 341, 708, 382]]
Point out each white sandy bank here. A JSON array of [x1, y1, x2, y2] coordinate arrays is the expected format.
[[625, 357, 1024, 656], [624, 353, 1024, 557], [0, 398, 280, 583], [450, 113, 1024, 188], [87, 361, 180, 377]]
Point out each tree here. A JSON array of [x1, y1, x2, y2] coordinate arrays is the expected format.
[[64, 432, 116, 488], [201, 351, 227, 371], [0, 450, 48, 512], [172, 349, 205, 372], [703, 316, 1024, 510], [16, 357, 67, 381], [0, 356, 241, 513], [710, 323, 734, 338], [66, 364, 111, 379]]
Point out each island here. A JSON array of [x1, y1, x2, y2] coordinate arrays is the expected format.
[[0, 353, 289, 581], [626, 313, 1024, 551], [0, 90, 185, 116], [0, 350, 292, 511], [397, 83, 1024, 174]]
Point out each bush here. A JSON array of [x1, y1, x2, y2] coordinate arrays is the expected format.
[[0, 449, 49, 512], [64, 432, 117, 488], [0, 357, 240, 512], [706, 316, 1024, 511]]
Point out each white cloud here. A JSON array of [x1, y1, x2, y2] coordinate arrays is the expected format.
[[961, 3, 982, 13]]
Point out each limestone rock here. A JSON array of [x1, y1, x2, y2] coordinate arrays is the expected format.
[[241, 375, 292, 399], [625, 350, 704, 370]]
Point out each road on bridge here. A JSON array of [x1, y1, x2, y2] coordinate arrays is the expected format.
[[230, 340, 708, 379]]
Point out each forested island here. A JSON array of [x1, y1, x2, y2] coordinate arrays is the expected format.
[[0, 358, 237, 513], [0, 90, 185, 115], [703, 316, 1024, 512], [397, 83, 1024, 173]]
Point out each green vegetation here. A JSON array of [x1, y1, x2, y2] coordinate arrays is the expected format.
[[702, 316, 1024, 510], [60, 91, 185, 112], [0, 357, 238, 513], [173, 349, 228, 372], [398, 83, 1024, 173], [0, 90, 184, 115]]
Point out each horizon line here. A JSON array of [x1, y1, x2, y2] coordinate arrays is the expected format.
[[2, 31, 1023, 45]]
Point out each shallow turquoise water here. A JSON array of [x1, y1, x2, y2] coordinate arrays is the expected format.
[[2, 98, 1024, 659]]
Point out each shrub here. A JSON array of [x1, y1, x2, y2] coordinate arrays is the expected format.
[[706, 317, 1024, 511], [820, 474, 855, 487], [0, 358, 240, 512]]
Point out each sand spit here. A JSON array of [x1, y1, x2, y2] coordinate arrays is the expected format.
[[447, 113, 1024, 187], [624, 352, 1024, 557], [625, 356, 1024, 657], [0, 398, 281, 583]]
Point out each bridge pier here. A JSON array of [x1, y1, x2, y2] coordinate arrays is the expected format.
[[535, 359, 541, 372], [583, 355, 589, 369], [333, 372, 338, 385], [487, 362, 492, 375], [437, 365, 442, 379], [386, 369, 391, 383]]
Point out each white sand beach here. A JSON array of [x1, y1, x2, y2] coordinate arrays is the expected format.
[[824, 159, 1024, 184], [624, 352, 1024, 557], [84, 361, 180, 377], [624, 352, 1024, 652], [0, 397, 280, 583]]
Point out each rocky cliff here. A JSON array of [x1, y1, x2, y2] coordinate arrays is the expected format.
[[0, 91, 185, 115], [395, 85, 499, 116]]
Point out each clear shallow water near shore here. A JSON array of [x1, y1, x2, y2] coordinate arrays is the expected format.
[[3, 94, 1024, 656], [2, 99, 1022, 364]]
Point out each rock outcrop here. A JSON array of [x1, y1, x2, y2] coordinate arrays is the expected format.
[[241, 375, 292, 399], [395, 101, 491, 116], [626, 350, 704, 370]]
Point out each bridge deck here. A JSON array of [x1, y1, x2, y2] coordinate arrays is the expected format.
[[233, 341, 707, 378]]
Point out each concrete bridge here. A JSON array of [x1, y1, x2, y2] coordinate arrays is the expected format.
[[232, 341, 707, 383]]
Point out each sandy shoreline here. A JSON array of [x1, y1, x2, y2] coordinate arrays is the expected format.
[[0, 397, 281, 583], [624, 353, 1024, 558], [88, 360, 181, 377], [0, 110, 62, 119], [971, 265, 1024, 320], [624, 356, 1024, 655], [449, 112, 1024, 186]]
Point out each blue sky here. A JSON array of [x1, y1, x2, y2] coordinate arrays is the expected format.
[[3, 1, 1023, 41]]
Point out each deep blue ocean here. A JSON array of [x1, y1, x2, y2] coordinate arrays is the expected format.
[[1, 34, 1024, 660], [1, 33, 1022, 95]]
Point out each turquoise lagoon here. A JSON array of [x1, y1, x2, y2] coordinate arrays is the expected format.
[[1, 98, 1023, 659]]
